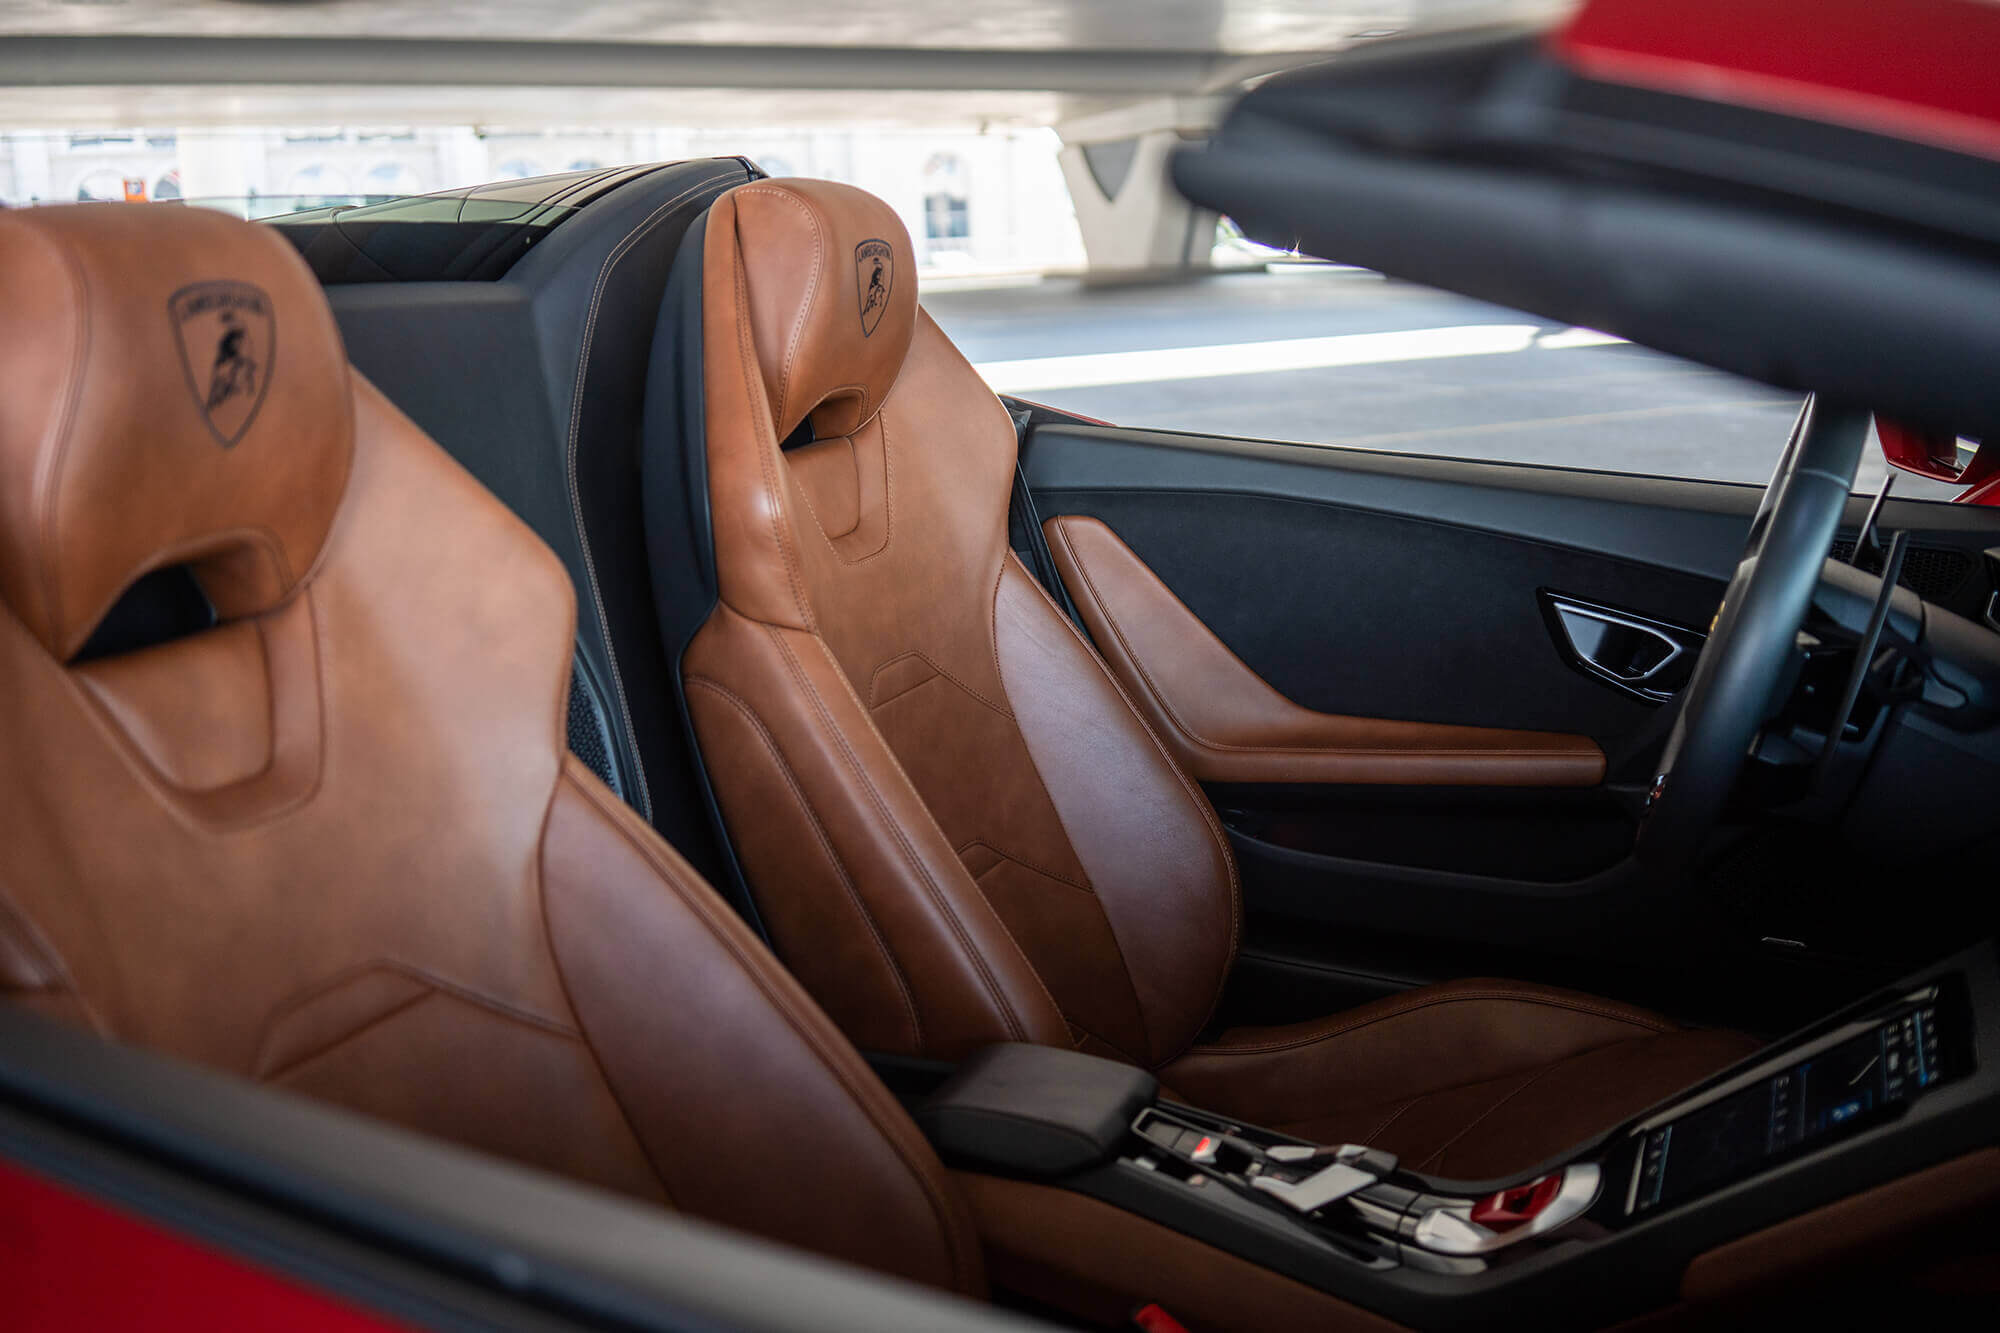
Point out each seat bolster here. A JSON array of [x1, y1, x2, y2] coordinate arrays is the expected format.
[[683, 601, 1070, 1060], [699, 192, 815, 633], [541, 756, 985, 1296], [993, 556, 1238, 1068], [1161, 978, 1762, 1180]]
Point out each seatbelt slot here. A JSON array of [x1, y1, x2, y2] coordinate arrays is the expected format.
[[1007, 407, 1086, 632]]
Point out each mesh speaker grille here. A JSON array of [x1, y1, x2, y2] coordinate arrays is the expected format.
[[1828, 539, 1971, 601], [565, 656, 623, 798]]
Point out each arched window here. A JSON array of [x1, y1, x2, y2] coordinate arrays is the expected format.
[[363, 162, 424, 197], [921, 153, 970, 252], [74, 170, 130, 202], [286, 164, 353, 204]]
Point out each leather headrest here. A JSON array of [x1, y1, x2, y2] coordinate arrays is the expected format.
[[711, 179, 918, 440], [0, 203, 353, 660]]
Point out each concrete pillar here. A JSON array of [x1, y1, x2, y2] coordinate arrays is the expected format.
[[1055, 96, 1223, 281]]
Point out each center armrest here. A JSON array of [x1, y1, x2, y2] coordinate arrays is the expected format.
[[915, 1043, 1158, 1177]]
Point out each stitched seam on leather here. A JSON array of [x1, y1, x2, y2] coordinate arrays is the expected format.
[[734, 187, 824, 432], [0, 887, 104, 1035], [1024, 536, 1242, 1060], [258, 988, 437, 1083], [805, 628, 1065, 1038], [785, 424, 860, 526], [963, 842, 1153, 1061], [867, 651, 938, 708], [1272, 1031, 1660, 1135], [802, 629, 1071, 1044], [1416, 1060, 1563, 1175], [37, 227, 91, 651], [277, 586, 332, 821], [1067, 1018, 1146, 1065], [563, 767, 974, 1288], [730, 232, 816, 632], [986, 559, 1155, 1057], [288, 356, 361, 599], [984, 563, 1106, 866], [1136, 741, 1589, 760], [1051, 521, 1216, 754], [0, 891, 72, 991], [61, 590, 328, 834], [1055, 525, 1589, 763], [254, 958, 579, 1070], [254, 956, 585, 1085], [1037, 527, 1242, 926], [876, 408, 897, 558], [562, 172, 731, 822], [768, 625, 1044, 1045], [869, 648, 1011, 719], [685, 674, 923, 1050], [536, 763, 684, 1206], [1361, 1097, 1419, 1145], [959, 839, 1090, 893], [788, 406, 897, 566], [1187, 990, 1672, 1058]]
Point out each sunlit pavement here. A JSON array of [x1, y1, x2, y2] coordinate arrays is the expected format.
[[928, 267, 1956, 501]]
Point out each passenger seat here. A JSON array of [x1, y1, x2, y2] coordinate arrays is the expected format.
[[0, 200, 981, 1295]]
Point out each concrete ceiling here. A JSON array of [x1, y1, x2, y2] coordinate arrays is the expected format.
[[2, 1, 1547, 51], [0, 0, 1569, 128]]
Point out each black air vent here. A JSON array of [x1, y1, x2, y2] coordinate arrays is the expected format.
[[1829, 539, 1971, 601]]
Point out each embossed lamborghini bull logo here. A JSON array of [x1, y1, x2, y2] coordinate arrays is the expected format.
[[855, 238, 894, 337], [169, 280, 275, 447]]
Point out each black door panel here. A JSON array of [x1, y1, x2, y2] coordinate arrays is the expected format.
[[1035, 484, 1725, 747], [1024, 423, 1999, 1031], [1023, 423, 1764, 578]]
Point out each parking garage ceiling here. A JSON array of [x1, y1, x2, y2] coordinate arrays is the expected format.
[[0, 0, 1567, 127]]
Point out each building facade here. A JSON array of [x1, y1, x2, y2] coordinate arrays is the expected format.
[[0, 124, 1085, 274]]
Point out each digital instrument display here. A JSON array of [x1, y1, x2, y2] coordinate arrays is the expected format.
[[1632, 999, 1945, 1212]]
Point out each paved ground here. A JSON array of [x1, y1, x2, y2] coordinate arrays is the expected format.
[[924, 266, 1959, 501]]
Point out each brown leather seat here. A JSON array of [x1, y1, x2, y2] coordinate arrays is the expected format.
[[676, 178, 1760, 1179], [0, 202, 982, 1295]]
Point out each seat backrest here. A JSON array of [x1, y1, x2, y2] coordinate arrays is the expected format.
[[321, 157, 756, 900], [0, 202, 980, 1296], [666, 179, 1239, 1069]]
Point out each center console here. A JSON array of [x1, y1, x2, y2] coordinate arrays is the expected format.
[[916, 943, 1999, 1327], [1623, 984, 1964, 1217]]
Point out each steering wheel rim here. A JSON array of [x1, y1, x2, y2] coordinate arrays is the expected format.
[[1637, 397, 1871, 866]]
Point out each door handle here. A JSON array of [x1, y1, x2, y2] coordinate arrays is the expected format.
[[1539, 592, 1704, 704]]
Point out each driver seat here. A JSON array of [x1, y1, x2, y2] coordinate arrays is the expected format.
[[667, 178, 1759, 1178]]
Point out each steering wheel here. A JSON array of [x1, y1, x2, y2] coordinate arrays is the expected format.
[[1637, 397, 1871, 866]]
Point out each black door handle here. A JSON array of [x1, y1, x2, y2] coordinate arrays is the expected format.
[[1539, 591, 1705, 704]]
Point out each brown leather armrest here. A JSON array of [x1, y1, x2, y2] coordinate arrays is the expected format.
[[1043, 516, 1604, 787]]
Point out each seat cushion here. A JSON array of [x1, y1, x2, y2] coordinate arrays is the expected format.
[[1160, 978, 1760, 1180]]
